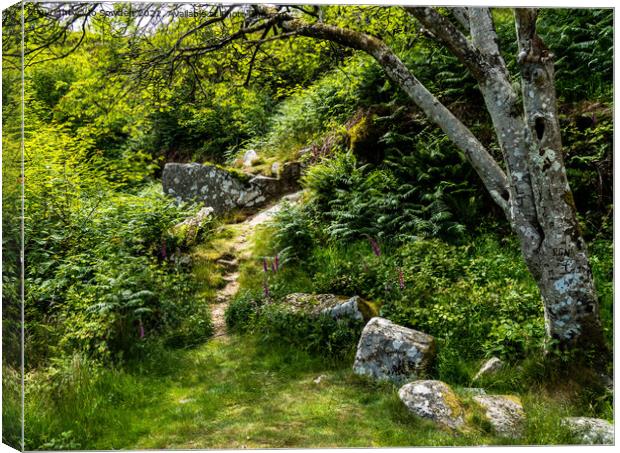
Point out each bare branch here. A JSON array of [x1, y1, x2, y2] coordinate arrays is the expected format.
[[404, 7, 487, 80], [244, 24, 272, 86]]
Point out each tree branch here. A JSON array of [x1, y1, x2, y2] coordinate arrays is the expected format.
[[244, 24, 272, 86], [404, 7, 487, 80], [280, 19, 510, 212]]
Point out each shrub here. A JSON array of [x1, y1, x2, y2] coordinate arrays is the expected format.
[[301, 150, 472, 244], [381, 237, 545, 360], [225, 291, 263, 334], [25, 178, 213, 363], [225, 291, 363, 359], [269, 202, 320, 263]]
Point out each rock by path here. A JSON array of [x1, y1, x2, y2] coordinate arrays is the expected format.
[[210, 191, 303, 338]]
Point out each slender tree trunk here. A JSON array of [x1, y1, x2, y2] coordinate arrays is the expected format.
[[280, 9, 608, 358], [514, 9, 607, 356]]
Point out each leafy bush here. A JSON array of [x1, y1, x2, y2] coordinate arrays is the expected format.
[[300, 150, 474, 244], [379, 237, 546, 359], [226, 292, 363, 359], [589, 240, 613, 344], [225, 291, 263, 334], [270, 202, 320, 263], [24, 164, 213, 362], [249, 224, 555, 360]]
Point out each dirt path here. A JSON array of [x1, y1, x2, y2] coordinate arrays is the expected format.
[[210, 191, 303, 337]]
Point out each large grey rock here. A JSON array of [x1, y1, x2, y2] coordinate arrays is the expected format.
[[473, 395, 525, 438], [280, 293, 377, 322], [473, 357, 504, 382], [561, 417, 614, 445], [163, 163, 248, 214], [163, 162, 302, 214], [353, 317, 435, 383], [249, 175, 281, 197], [399, 380, 465, 429]]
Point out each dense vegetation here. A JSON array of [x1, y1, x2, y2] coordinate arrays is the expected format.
[[2, 4, 613, 449]]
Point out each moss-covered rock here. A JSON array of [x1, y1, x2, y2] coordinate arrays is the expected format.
[[277, 293, 378, 322], [398, 380, 465, 430]]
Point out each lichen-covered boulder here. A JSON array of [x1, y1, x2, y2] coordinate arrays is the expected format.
[[248, 175, 281, 198], [163, 163, 249, 214], [352, 317, 435, 383], [398, 380, 465, 429], [561, 417, 614, 445], [473, 357, 504, 382], [163, 161, 302, 214], [281, 293, 378, 322], [473, 395, 525, 438]]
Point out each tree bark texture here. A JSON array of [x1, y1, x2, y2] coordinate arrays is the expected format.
[[278, 7, 607, 354]]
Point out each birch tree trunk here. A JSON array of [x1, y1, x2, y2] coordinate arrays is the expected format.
[[277, 7, 608, 358], [514, 9, 607, 355]]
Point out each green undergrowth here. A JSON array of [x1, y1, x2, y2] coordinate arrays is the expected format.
[[18, 336, 597, 450], [228, 211, 613, 385]]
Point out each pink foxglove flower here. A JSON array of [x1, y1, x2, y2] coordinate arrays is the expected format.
[[367, 236, 381, 257], [263, 280, 270, 298]]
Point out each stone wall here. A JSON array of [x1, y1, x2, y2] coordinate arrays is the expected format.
[[162, 162, 300, 214]]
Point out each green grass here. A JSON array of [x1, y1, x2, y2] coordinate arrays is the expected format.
[[18, 202, 611, 450], [21, 334, 599, 450]]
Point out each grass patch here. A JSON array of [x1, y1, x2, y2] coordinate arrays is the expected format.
[[23, 334, 603, 449]]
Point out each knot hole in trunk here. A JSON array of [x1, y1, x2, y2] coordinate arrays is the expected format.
[[535, 116, 545, 140]]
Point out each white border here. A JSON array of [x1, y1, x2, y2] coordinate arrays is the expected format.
[[0, 1, 617, 453]]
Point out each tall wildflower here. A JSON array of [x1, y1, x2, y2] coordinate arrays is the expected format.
[[263, 280, 270, 298], [367, 236, 381, 257], [398, 267, 405, 290]]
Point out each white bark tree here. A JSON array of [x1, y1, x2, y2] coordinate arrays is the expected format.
[[266, 6, 607, 357], [127, 4, 609, 358]]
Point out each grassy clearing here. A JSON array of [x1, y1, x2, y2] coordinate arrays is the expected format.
[[21, 334, 596, 450]]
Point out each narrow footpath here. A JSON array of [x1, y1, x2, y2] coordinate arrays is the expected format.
[[210, 191, 303, 337]]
